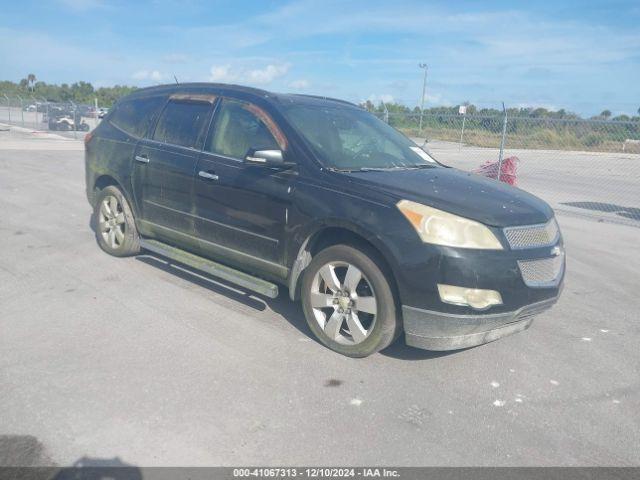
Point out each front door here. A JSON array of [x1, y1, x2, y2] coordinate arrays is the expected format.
[[193, 98, 294, 279]]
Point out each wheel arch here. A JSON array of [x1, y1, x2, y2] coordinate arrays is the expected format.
[[93, 174, 121, 198], [92, 174, 140, 220], [287, 222, 401, 304]]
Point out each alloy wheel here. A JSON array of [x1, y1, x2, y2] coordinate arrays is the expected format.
[[310, 261, 378, 345], [99, 195, 126, 249]]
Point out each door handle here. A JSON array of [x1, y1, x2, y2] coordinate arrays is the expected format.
[[135, 155, 150, 164], [198, 171, 219, 181]]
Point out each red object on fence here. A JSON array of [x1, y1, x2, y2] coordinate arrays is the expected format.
[[473, 156, 519, 186]]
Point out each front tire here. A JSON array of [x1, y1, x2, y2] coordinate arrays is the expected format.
[[301, 244, 401, 357], [94, 185, 140, 257]]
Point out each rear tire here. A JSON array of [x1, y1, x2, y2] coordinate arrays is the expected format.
[[301, 244, 401, 357], [94, 185, 140, 257]]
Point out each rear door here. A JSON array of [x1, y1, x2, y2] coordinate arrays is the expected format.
[[132, 95, 215, 246], [193, 98, 294, 278]]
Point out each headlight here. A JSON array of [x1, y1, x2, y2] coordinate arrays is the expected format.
[[397, 199, 503, 249]]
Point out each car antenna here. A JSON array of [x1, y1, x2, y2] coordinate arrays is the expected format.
[[173, 75, 179, 85]]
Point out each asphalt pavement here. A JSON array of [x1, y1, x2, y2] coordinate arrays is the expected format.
[[1, 130, 639, 466]]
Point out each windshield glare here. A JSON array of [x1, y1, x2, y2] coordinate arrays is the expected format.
[[281, 104, 438, 170]]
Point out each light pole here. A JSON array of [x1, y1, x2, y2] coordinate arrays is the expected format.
[[418, 63, 428, 132]]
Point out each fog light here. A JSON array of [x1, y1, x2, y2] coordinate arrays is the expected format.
[[437, 284, 503, 310]]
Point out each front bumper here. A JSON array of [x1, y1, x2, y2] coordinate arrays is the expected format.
[[403, 294, 560, 351]]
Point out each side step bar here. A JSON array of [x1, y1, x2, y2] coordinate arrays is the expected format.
[[139, 239, 279, 299]]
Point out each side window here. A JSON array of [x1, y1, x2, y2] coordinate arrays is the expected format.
[[152, 100, 211, 149], [206, 99, 282, 159], [110, 95, 166, 137]]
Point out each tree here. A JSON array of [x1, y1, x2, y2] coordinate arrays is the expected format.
[[531, 107, 550, 118], [600, 110, 611, 119], [612, 114, 630, 122], [360, 100, 374, 112]]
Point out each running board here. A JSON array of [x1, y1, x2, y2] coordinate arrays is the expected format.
[[139, 239, 279, 299]]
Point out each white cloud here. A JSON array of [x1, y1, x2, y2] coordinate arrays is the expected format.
[[289, 79, 310, 89], [209, 65, 236, 82], [247, 63, 290, 84], [423, 92, 451, 106], [132, 70, 167, 82], [209, 63, 290, 86]]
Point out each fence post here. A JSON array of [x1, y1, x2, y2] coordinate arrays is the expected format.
[[2, 94, 10, 125], [41, 97, 49, 131], [31, 95, 38, 128], [459, 114, 466, 150], [497, 102, 508, 178], [17, 95, 25, 127], [70, 101, 78, 139], [94, 97, 99, 128]]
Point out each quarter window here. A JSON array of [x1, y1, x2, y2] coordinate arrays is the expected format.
[[152, 100, 212, 149], [110, 95, 166, 137], [206, 99, 282, 159]]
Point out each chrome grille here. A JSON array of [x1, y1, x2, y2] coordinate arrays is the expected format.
[[518, 254, 564, 287], [503, 219, 560, 250]]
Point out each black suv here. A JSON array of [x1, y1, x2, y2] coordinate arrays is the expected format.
[[85, 83, 564, 357]]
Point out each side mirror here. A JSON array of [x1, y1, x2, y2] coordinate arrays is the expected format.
[[244, 149, 292, 168]]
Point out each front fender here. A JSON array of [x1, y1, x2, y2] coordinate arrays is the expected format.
[[286, 217, 402, 302]]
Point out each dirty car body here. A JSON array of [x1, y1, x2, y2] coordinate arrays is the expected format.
[[85, 83, 564, 356]]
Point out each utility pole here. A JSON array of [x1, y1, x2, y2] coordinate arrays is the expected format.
[[418, 63, 428, 132]]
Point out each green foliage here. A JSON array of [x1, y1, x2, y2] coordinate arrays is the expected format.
[[363, 101, 635, 125], [0, 79, 137, 107], [359, 100, 639, 152], [582, 133, 604, 147]]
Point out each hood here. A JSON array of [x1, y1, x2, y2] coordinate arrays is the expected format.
[[343, 167, 553, 227]]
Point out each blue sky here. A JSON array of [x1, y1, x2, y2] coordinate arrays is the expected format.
[[1, 0, 639, 115]]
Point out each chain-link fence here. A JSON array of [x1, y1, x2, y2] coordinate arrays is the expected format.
[[0, 94, 104, 139], [374, 111, 640, 224]]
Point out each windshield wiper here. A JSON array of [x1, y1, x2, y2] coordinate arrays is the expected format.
[[358, 165, 435, 172], [327, 165, 435, 173], [357, 167, 396, 172], [403, 163, 436, 169]]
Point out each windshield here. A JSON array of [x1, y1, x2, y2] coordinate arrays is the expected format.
[[281, 104, 439, 171]]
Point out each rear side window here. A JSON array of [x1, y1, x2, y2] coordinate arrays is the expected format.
[[152, 100, 211, 149], [110, 95, 166, 137]]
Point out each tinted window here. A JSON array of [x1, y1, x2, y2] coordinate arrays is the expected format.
[[110, 95, 166, 137], [152, 100, 211, 149], [206, 99, 279, 159]]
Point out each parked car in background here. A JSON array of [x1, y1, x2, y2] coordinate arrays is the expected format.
[[97, 108, 109, 119], [48, 110, 90, 131], [85, 83, 565, 357]]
